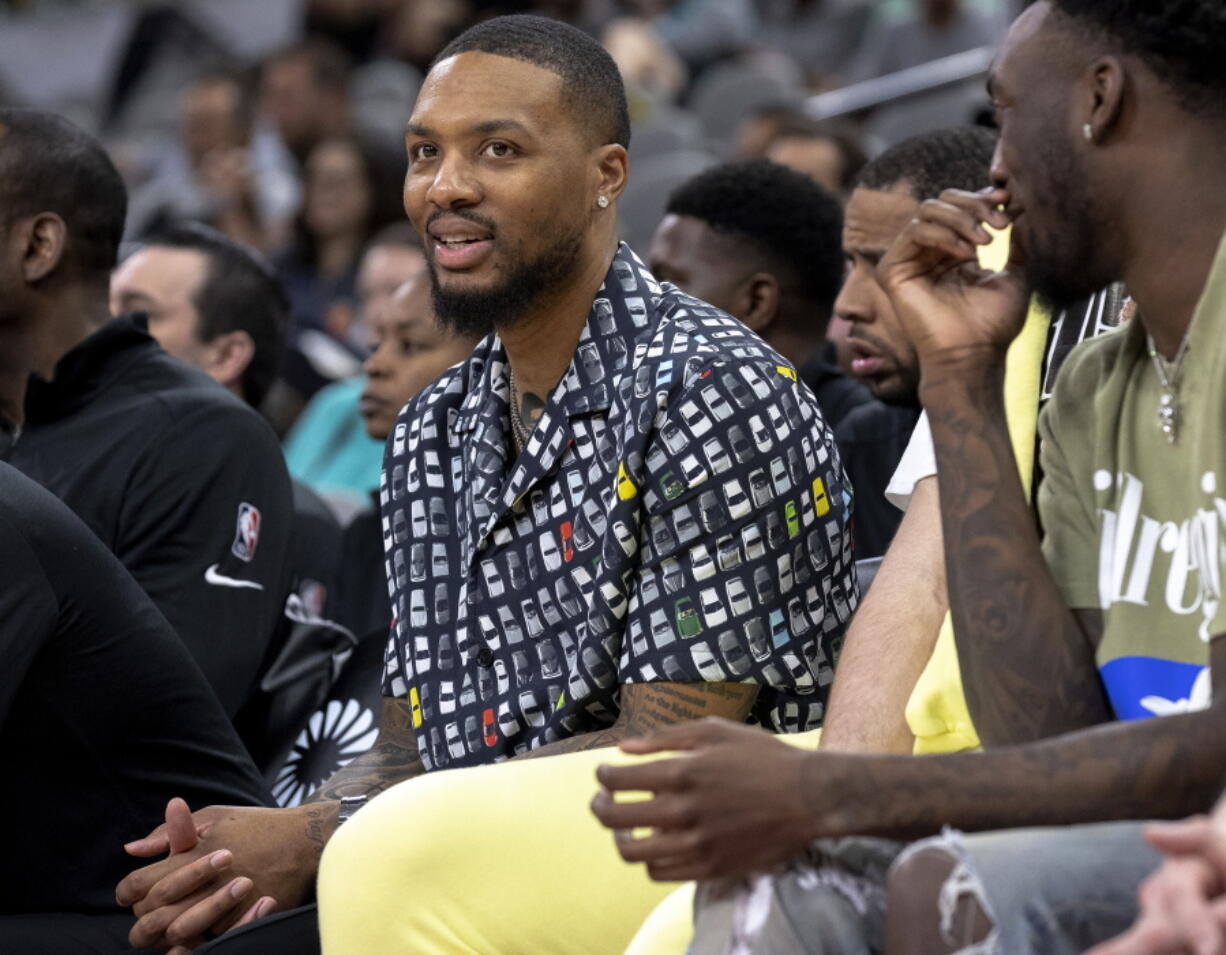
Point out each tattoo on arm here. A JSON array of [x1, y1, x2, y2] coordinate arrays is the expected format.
[[304, 697, 426, 804], [517, 681, 759, 759], [924, 362, 1111, 746], [302, 805, 331, 859]]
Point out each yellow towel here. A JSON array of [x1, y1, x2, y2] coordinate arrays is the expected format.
[[904, 230, 1050, 754]]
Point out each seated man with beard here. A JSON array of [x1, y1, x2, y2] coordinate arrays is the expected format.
[[117, 15, 856, 953]]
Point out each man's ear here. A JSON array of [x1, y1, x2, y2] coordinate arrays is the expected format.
[[20, 213, 68, 283], [592, 143, 630, 206], [1082, 55, 1126, 143], [204, 329, 256, 393], [735, 272, 781, 334]]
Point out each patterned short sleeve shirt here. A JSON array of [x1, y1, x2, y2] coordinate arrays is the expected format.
[[382, 245, 856, 770]]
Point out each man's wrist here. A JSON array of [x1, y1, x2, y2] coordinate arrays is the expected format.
[[800, 752, 930, 841], [296, 801, 342, 865], [918, 347, 1007, 409]]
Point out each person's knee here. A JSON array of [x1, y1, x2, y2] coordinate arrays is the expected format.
[[885, 845, 994, 955]]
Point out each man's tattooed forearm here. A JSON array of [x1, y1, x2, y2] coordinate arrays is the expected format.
[[924, 365, 1111, 746], [619, 681, 758, 737], [518, 682, 759, 759], [304, 739, 425, 804]]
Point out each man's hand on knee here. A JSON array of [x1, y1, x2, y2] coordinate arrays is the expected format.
[[591, 718, 826, 881]]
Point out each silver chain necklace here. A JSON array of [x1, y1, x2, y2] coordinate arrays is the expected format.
[[1145, 329, 1192, 444], [507, 367, 532, 452]]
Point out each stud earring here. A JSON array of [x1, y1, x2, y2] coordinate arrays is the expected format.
[[1083, 123, 1094, 142], [596, 195, 610, 209]]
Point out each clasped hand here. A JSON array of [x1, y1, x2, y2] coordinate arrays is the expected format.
[[115, 798, 314, 952]]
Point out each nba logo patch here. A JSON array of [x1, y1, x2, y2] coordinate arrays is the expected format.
[[231, 503, 262, 562]]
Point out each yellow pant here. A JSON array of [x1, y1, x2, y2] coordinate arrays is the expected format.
[[318, 730, 822, 953], [318, 746, 679, 954]]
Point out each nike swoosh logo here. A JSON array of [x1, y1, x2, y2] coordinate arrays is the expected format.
[[204, 564, 265, 591]]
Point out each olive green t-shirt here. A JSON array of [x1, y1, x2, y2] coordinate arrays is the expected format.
[[1039, 231, 1226, 719]]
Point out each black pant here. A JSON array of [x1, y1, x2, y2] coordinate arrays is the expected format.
[[196, 904, 320, 954], [0, 912, 152, 953], [0, 904, 319, 954]]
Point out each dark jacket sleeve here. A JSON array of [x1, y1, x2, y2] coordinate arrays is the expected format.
[[114, 404, 294, 716], [0, 507, 58, 726]]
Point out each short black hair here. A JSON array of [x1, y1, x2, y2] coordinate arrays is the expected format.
[[0, 108, 127, 281], [140, 223, 288, 408], [856, 126, 998, 201], [666, 158, 844, 314], [1047, 0, 1226, 117], [433, 14, 630, 148]]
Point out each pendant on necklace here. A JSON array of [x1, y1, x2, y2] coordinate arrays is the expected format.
[[1158, 392, 1180, 444]]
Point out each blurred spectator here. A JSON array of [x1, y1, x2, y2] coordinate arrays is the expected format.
[[111, 222, 287, 410], [303, 0, 385, 64], [624, 0, 758, 71], [382, 0, 474, 73], [336, 266, 469, 642], [764, 117, 867, 198], [277, 131, 406, 344], [1, 108, 293, 726], [732, 103, 807, 159], [756, 0, 876, 88], [849, 0, 997, 82], [602, 16, 687, 105], [850, 0, 998, 146], [125, 71, 300, 250], [283, 223, 424, 518], [272, 128, 407, 435], [259, 38, 352, 167]]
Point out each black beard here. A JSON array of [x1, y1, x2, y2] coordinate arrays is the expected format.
[[429, 227, 587, 339], [875, 373, 921, 409], [1019, 136, 1111, 315]]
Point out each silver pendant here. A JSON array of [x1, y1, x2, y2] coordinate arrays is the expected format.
[[1158, 392, 1179, 444]]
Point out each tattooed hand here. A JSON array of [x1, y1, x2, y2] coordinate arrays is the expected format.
[[877, 186, 1029, 368]]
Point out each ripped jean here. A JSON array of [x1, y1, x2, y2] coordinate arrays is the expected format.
[[688, 821, 1158, 955]]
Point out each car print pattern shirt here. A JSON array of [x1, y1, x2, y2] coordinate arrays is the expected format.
[[381, 244, 856, 770]]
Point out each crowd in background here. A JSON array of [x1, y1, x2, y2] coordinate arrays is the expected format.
[[3, 0, 1017, 477]]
